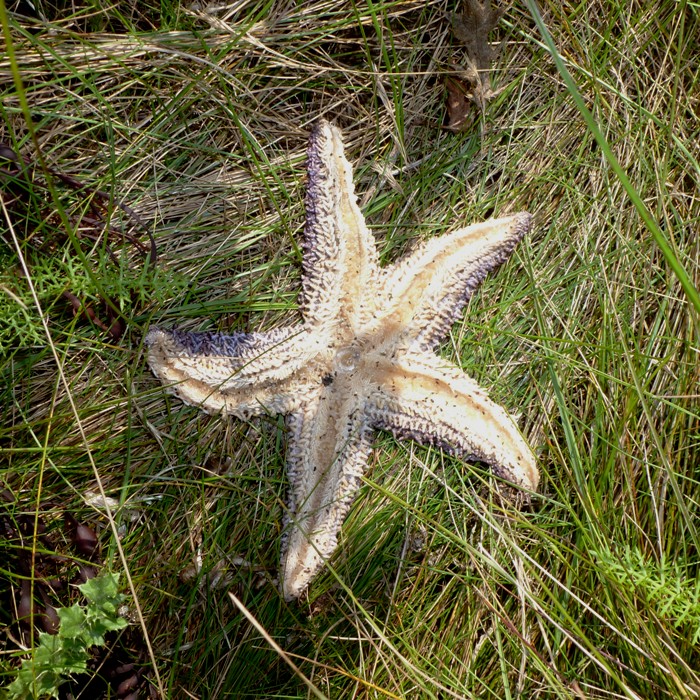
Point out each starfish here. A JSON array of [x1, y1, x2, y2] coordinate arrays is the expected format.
[[145, 120, 538, 601]]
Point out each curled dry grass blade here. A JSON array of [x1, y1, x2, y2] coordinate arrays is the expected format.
[[1, 0, 698, 698]]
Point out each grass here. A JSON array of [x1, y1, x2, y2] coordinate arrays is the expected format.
[[1, 0, 699, 698]]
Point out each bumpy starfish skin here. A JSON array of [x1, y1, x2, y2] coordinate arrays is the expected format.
[[145, 120, 538, 601]]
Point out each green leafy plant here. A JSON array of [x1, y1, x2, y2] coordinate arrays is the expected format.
[[595, 546, 700, 644], [6, 573, 128, 700]]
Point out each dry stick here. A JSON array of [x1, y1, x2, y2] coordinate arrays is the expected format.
[[1, 141, 156, 340], [52, 169, 157, 265], [1, 144, 157, 265]]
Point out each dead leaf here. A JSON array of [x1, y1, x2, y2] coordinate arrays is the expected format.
[[64, 511, 99, 558], [444, 75, 475, 132]]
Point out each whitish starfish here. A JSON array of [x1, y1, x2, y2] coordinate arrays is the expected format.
[[145, 120, 538, 601]]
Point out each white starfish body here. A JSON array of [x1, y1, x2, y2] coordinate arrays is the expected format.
[[145, 120, 538, 601]]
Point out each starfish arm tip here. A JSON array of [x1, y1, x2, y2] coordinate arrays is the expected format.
[[143, 326, 162, 346]]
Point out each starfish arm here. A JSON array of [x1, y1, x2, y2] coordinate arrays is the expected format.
[[366, 351, 538, 490], [301, 120, 381, 330], [280, 378, 374, 600], [377, 213, 531, 350], [144, 326, 318, 417]]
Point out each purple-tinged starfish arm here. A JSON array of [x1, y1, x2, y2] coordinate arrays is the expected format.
[[280, 376, 374, 601], [366, 349, 538, 491], [376, 214, 531, 351], [144, 326, 318, 418], [301, 121, 381, 333]]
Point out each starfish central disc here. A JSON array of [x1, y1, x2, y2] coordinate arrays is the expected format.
[[335, 346, 361, 372]]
